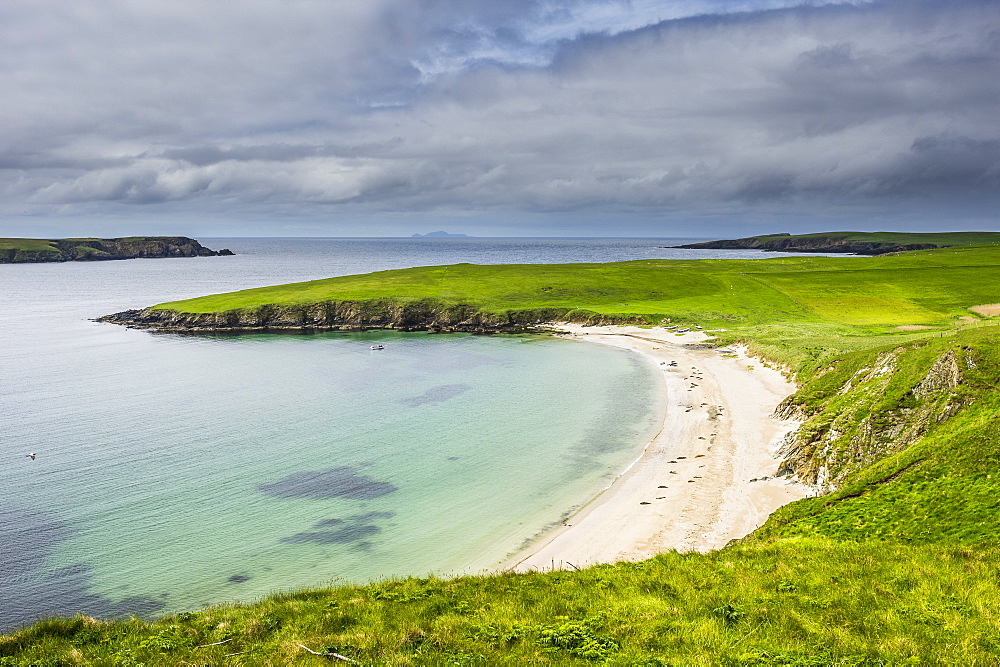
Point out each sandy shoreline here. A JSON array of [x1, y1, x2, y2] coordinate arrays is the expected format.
[[505, 324, 809, 572]]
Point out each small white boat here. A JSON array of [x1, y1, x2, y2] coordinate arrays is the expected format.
[[370, 344, 385, 350]]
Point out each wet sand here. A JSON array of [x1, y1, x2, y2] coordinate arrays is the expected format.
[[507, 324, 809, 572]]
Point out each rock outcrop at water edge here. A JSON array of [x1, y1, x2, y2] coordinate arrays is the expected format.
[[97, 300, 645, 334], [0, 237, 234, 263]]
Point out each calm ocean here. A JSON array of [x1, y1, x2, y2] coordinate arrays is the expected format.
[[0, 237, 809, 632]]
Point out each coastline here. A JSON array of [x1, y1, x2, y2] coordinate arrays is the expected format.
[[504, 324, 809, 572]]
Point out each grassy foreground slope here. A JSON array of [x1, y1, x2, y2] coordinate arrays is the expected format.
[[8, 244, 1000, 664], [4, 540, 1000, 665]]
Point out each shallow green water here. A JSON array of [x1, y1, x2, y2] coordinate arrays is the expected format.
[[73, 331, 660, 607]]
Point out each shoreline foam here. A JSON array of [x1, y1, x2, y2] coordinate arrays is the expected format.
[[504, 324, 809, 572]]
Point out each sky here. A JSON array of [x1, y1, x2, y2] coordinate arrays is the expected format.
[[1, 0, 998, 238]]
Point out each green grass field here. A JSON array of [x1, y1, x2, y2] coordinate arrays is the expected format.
[[155, 245, 1000, 336], [7, 242, 1000, 664]]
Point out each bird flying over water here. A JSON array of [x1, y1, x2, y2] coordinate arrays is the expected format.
[[26, 453, 35, 460]]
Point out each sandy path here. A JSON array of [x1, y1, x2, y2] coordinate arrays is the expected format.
[[506, 324, 809, 572]]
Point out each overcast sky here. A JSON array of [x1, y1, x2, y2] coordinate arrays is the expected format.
[[2, 0, 998, 238]]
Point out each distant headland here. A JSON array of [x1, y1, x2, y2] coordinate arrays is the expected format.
[[0, 236, 234, 263], [410, 231, 470, 238], [672, 230, 1000, 255]]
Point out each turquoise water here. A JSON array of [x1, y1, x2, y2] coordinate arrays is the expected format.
[[1, 238, 818, 631], [5, 328, 660, 626]]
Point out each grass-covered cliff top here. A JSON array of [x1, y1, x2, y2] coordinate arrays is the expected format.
[[701, 229, 1000, 246], [675, 230, 1000, 254], [0, 237, 230, 263], [150, 245, 1000, 368]]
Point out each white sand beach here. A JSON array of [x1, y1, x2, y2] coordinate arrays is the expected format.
[[507, 324, 809, 572]]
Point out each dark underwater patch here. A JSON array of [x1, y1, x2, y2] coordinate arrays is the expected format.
[[282, 512, 395, 546], [0, 506, 165, 633], [314, 518, 345, 527], [399, 383, 472, 407], [258, 466, 396, 500], [282, 523, 381, 544], [228, 574, 251, 584]]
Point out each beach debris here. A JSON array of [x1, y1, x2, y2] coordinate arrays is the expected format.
[[677, 456, 687, 459], [670, 471, 677, 474], [656, 496, 665, 499], [669, 460, 677, 463], [695, 454, 706, 458], [25, 453, 36, 460], [658, 485, 668, 488], [640, 501, 651, 505], [197, 638, 234, 648]]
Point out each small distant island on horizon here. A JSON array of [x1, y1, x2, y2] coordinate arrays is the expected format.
[[0, 236, 234, 264], [411, 231, 470, 238]]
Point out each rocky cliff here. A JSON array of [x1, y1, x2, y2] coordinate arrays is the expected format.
[[97, 299, 643, 334], [0, 237, 234, 263], [774, 344, 970, 491]]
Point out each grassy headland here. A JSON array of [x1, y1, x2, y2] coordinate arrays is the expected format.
[[675, 230, 1000, 254], [0, 237, 232, 263], [9, 243, 1000, 663]]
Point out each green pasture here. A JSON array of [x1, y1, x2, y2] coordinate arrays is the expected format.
[[156, 245, 1000, 334], [0, 238, 61, 253]]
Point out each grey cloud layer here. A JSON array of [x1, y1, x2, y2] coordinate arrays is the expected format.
[[3, 0, 998, 223]]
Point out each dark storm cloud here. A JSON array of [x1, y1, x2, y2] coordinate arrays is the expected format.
[[0, 0, 997, 231]]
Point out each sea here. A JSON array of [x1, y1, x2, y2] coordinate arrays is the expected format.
[[0, 237, 817, 632]]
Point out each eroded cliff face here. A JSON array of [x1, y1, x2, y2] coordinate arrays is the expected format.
[[0, 237, 233, 263], [97, 300, 644, 334], [775, 347, 969, 491]]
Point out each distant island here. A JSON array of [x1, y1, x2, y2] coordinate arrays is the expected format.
[[410, 231, 470, 238], [0, 236, 234, 263], [673, 230, 1000, 255]]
